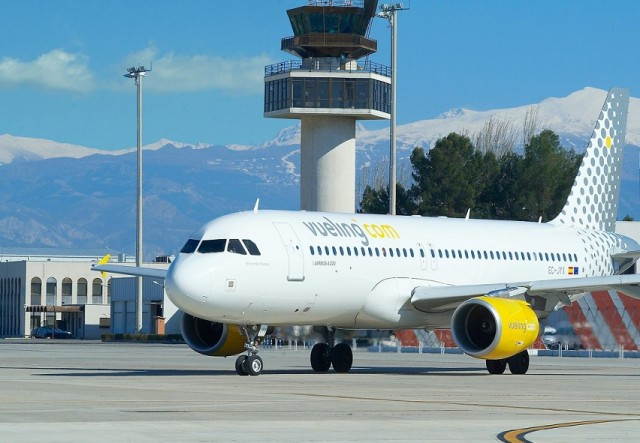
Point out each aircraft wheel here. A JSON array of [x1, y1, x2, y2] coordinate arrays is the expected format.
[[247, 355, 263, 376], [310, 343, 331, 372], [331, 343, 353, 373], [507, 351, 530, 375], [486, 359, 507, 375], [235, 355, 249, 376]]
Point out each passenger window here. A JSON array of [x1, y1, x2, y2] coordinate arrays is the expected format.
[[445, 250, 450, 259], [389, 248, 394, 257], [347, 247, 351, 256], [339, 246, 344, 256], [198, 239, 226, 253], [368, 247, 373, 256], [180, 239, 200, 254], [317, 246, 322, 256], [483, 251, 488, 259], [431, 249, 435, 258], [362, 247, 367, 256], [227, 239, 247, 255], [332, 246, 337, 256], [242, 240, 261, 256], [420, 249, 425, 258], [464, 250, 469, 259], [508, 252, 513, 260], [458, 249, 462, 258], [490, 251, 494, 259], [471, 250, 475, 259], [310, 246, 315, 255], [496, 251, 501, 260], [410, 249, 414, 258], [396, 248, 401, 257], [403, 248, 408, 257], [354, 247, 358, 256], [527, 252, 531, 261], [325, 246, 330, 255], [438, 249, 443, 258]]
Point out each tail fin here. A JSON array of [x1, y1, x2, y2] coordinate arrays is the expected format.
[[551, 88, 629, 232]]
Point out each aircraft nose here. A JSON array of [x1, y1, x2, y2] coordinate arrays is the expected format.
[[165, 257, 207, 309]]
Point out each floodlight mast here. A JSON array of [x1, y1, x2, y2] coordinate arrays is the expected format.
[[124, 65, 151, 334], [377, 3, 408, 215]]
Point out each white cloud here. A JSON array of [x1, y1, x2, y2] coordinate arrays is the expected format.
[[121, 46, 272, 94], [0, 49, 94, 92]]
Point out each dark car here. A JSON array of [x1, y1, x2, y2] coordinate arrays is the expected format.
[[30, 326, 73, 339]]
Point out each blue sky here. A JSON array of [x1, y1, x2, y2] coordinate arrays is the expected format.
[[1, 0, 639, 150]]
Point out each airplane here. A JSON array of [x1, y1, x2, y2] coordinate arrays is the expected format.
[[94, 88, 640, 376]]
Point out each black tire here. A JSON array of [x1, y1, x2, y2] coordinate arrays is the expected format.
[[247, 355, 263, 376], [486, 359, 507, 374], [507, 351, 530, 375], [331, 343, 353, 373], [310, 343, 331, 372], [235, 355, 249, 376]]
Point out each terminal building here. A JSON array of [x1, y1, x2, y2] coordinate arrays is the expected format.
[[0, 248, 178, 338]]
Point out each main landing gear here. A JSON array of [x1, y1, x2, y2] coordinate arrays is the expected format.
[[310, 327, 353, 373], [235, 325, 265, 376], [485, 350, 530, 375]]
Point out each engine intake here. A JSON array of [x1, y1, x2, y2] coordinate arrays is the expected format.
[[181, 313, 246, 357], [451, 296, 539, 360]]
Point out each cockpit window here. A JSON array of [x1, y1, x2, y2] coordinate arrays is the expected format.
[[180, 239, 200, 254], [242, 240, 261, 256], [227, 239, 247, 255], [198, 239, 226, 253]]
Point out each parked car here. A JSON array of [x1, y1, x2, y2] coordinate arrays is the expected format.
[[541, 326, 582, 350], [30, 326, 73, 339]]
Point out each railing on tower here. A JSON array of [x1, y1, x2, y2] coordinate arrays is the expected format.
[[265, 59, 390, 77]]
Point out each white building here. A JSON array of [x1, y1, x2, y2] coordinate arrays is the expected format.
[[0, 249, 131, 338]]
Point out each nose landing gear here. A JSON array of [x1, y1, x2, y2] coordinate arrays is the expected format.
[[235, 325, 266, 376], [310, 326, 353, 373]]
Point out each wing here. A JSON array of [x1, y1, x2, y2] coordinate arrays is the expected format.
[[411, 274, 640, 314], [92, 264, 168, 280]]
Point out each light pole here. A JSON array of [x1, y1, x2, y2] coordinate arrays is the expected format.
[[378, 3, 408, 216], [124, 65, 150, 334]]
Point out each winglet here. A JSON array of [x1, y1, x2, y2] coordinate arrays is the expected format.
[[465, 209, 470, 220], [97, 254, 111, 279], [253, 198, 260, 213]]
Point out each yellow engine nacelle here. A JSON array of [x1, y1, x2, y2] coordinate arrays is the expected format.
[[451, 296, 539, 360], [180, 313, 246, 357]]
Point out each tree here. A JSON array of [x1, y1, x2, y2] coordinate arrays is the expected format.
[[410, 133, 480, 217], [516, 130, 581, 221], [359, 183, 415, 215]]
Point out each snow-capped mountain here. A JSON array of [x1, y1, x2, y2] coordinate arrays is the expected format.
[[0, 87, 637, 257]]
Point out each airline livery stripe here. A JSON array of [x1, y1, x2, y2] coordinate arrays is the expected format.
[[591, 291, 638, 351]]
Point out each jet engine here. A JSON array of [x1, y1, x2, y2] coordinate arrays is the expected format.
[[181, 313, 246, 357], [451, 296, 539, 360]]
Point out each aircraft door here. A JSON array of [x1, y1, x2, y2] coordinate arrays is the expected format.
[[273, 222, 305, 281], [417, 242, 427, 271], [427, 242, 437, 270]]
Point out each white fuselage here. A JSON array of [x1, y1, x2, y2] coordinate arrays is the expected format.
[[164, 210, 636, 329]]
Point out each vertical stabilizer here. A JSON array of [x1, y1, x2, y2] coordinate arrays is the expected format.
[[551, 88, 629, 232]]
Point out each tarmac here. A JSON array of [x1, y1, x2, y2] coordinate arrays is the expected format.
[[0, 340, 638, 442]]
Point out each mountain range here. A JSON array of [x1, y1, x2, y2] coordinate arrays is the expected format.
[[0, 87, 638, 259]]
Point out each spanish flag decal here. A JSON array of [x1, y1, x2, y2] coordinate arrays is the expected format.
[[568, 267, 579, 275]]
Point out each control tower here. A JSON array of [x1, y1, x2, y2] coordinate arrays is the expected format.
[[264, 0, 390, 213]]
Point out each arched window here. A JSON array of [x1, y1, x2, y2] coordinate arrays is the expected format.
[[77, 278, 87, 304], [30, 277, 42, 306], [46, 277, 57, 305], [92, 278, 103, 304], [62, 278, 72, 305]]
